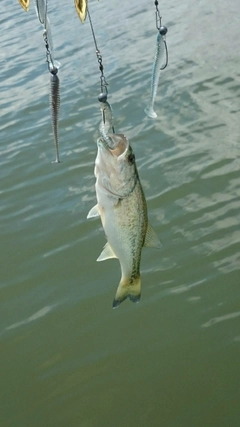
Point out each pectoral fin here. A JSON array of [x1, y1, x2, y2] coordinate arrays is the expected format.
[[144, 224, 161, 248], [87, 204, 100, 219], [97, 242, 118, 262]]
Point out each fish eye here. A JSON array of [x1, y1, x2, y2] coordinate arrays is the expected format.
[[127, 152, 135, 164]]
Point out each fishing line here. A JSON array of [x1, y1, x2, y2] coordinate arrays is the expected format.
[[87, 6, 109, 103], [154, 0, 168, 70], [144, 0, 168, 119], [75, 3, 115, 139], [75, 1, 115, 141]]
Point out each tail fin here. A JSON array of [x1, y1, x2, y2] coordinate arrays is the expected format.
[[144, 106, 157, 119], [112, 276, 141, 309]]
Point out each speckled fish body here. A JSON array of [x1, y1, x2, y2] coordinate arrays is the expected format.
[[88, 133, 160, 307]]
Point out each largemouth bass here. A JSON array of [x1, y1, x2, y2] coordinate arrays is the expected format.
[[87, 133, 161, 308]]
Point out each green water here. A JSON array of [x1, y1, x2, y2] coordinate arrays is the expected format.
[[1, 1, 240, 426]]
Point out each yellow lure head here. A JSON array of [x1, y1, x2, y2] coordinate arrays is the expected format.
[[74, 0, 87, 24], [18, 0, 30, 12]]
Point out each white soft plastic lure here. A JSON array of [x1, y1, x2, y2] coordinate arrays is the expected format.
[[99, 100, 115, 148], [145, 26, 168, 119]]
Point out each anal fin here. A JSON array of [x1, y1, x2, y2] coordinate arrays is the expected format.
[[97, 242, 118, 262]]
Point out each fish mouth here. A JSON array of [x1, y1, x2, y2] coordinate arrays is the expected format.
[[107, 133, 129, 158]]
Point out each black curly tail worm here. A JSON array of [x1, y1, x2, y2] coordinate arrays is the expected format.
[[50, 68, 60, 163]]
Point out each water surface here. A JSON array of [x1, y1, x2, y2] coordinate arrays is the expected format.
[[0, 0, 240, 426]]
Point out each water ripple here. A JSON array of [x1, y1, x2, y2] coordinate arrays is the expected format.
[[202, 311, 240, 328]]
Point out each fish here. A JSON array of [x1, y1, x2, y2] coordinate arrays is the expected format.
[[49, 69, 60, 163], [87, 133, 161, 308], [144, 27, 168, 119], [99, 100, 115, 148], [18, 0, 30, 11]]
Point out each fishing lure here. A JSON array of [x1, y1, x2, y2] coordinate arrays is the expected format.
[[75, 0, 88, 23], [75, 0, 99, 23], [98, 94, 115, 148], [50, 67, 60, 163], [144, 25, 168, 119], [18, 0, 30, 11], [19, 0, 61, 162], [38, 0, 61, 162]]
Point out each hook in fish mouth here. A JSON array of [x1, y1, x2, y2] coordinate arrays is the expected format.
[[97, 134, 129, 159], [107, 133, 129, 157]]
